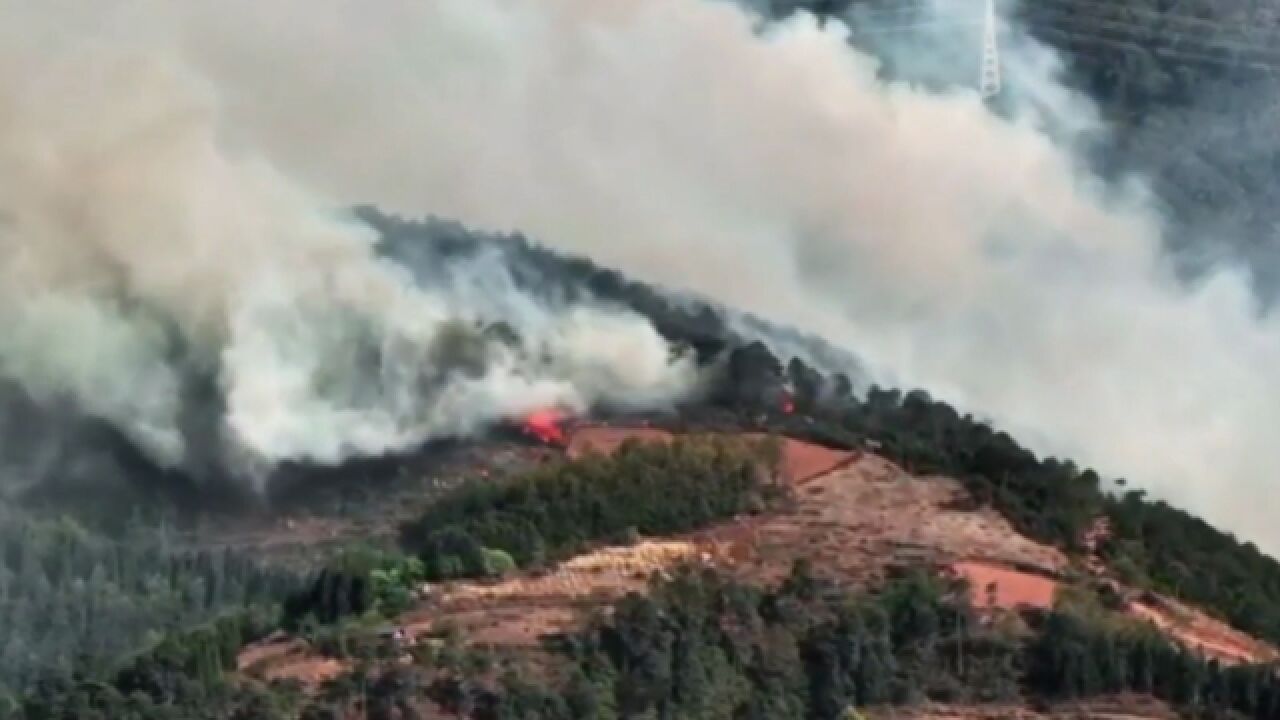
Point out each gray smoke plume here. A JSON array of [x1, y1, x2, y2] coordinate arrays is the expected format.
[[1111, 75, 1280, 305], [5, 0, 1280, 553], [0, 21, 696, 485]]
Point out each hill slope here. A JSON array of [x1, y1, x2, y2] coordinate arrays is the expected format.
[[9, 222, 1280, 718]]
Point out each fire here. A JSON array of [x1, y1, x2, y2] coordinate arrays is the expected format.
[[521, 408, 569, 446], [780, 391, 795, 415]]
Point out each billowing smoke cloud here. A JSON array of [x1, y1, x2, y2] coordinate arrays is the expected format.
[[0, 17, 695, 482], [1112, 75, 1280, 304], [4, 0, 1280, 553]]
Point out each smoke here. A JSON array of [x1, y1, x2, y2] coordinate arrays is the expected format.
[[5, 0, 1280, 553], [0, 18, 695, 483], [1113, 75, 1280, 306]]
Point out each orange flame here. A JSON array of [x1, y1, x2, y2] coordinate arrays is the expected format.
[[780, 392, 795, 415], [522, 408, 568, 446]]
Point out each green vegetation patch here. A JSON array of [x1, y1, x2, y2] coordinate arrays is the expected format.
[[0, 511, 299, 704], [400, 435, 784, 581]]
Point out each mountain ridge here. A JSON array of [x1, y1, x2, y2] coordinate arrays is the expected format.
[[10, 214, 1280, 719]]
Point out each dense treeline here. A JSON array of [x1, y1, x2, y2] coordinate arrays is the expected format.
[[17, 608, 291, 720], [566, 568, 1280, 720], [434, 565, 1280, 720], [711, 341, 1103, 552], [282, 546, 426, 630], [0, 511, 299, 710], [827, 382, 1280, 651], [18, 559, 1280, 719], [1101, 490, 1280, 647], [846, 385, 1280, 651], [18, 335, 1280, 717], [401, 437, 780, 580], [1026, 608, 1280, 718], [450, 564, 1019, 720], [710, 333, 1280, 654], [281, 438, 779, 630], [19, 561, 1280, 719]]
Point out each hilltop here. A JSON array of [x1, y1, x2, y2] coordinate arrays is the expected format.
[[225, 422, 1278, 717], [9, 0, 1280, 718], [16, 341, 1280, 719], [6, 216, 1280, 719]]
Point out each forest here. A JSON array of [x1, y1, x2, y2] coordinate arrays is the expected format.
[[0, 510, 300, 714], [282, 437, 780, 629], [9, 0, 1280, 715], [18, 562, 1280, 719], [10, 357, 1280, 719], [11, 273, 1280, 717], [401, 437, 779, 578], [832, 383, 1280, 652]]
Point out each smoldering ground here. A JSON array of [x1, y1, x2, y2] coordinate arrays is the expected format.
[[4, 0, 1280, 553]]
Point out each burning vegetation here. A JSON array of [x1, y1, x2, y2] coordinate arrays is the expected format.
[[519, 408, 571, 447]]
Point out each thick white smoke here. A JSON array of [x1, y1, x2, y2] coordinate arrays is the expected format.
[[4, 0, 1279, 552], [0, 18, 695, 478]]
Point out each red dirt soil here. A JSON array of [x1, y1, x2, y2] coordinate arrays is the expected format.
[[406, 438, 1069, 654], [243, 430, 1275, 687], [741, 431, 857, 483], [567, 425, 856, 485], [690, 453, 1067, 588], [949, 561, 1058, 611], [1127, 595, 1277, 665], [237, 633, 348, 688]]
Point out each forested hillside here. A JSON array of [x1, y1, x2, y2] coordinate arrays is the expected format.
[[0, 511, 299, 713], [10, 240, 1280, 719], [730, 0, 1280, 663], [11, 366, 1280, 718], [9, 0, 1280, 717], [20, 562, 1280, 719], [401, 437, 779, 578]]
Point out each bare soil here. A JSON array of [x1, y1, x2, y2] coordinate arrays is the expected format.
[[950, 561, 1059, 611], [1127, 594, 1277, 665], [240, 427, 1275, 689]]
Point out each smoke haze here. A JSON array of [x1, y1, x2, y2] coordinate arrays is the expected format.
[[3, 0, 1280, 551], [0, 15, 696, 482]]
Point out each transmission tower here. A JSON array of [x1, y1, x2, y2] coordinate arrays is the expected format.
[[979, 0, 1002, 98]]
